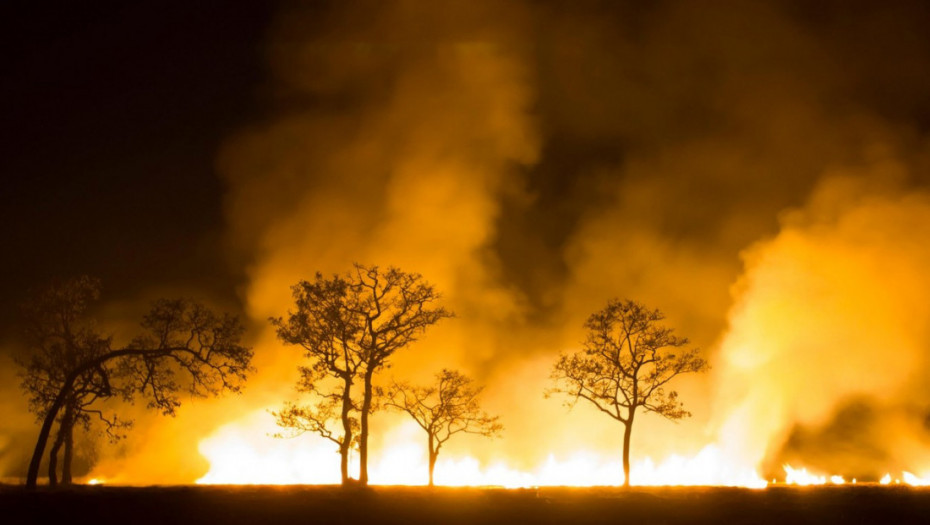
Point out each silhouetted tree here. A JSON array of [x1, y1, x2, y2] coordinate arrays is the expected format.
[[384, 369, 502, 486], [271, 273, 363, 484], [18, 277, 128, 486], [351, 265, 452, 485], [272, 264, 451, 486], [548, 299, 707, 487], [18, 277, 254, 488]]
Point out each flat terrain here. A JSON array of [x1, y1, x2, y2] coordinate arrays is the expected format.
[[2, 485, 930, 525]]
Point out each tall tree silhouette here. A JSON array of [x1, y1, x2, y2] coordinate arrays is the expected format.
[[272, 264, 451, 485], [548, 299, 707, 487], [18, 277, 254, 488], [18, 277, 127, 485], [271, 273, 362, 484], [384, 369, 501, 486]]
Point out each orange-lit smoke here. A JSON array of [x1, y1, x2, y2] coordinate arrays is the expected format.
[[710, 165, 930, 480], [168, 0, 553, 484], [64, 0, 930, 487]]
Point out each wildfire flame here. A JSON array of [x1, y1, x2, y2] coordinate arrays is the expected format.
[[196, 411, 767, 488], [902, 472, 930, 486], [782, 465, 827, 486], [194, 410, 930, 489], [776, 466, 930, 487]]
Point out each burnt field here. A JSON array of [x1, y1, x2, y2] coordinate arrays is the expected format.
[[2, 485, 930, 525]]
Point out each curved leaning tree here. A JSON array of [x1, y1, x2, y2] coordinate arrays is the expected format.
[[17, 276, 254, 488], [548, 298, 708, 487]]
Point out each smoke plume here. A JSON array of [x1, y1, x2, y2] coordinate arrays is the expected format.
[[712, 165, 930, 478]]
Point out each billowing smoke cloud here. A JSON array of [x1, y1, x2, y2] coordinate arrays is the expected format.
[[200, 0, 550, 474], [532, 0, 930, 470], [712, 165, 930, 478]]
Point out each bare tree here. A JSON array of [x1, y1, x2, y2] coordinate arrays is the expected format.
[[548, 299, 707, 487], [384, 369, 502, 487], [272, 264, 452, 486], [18, 277, 254, 489]]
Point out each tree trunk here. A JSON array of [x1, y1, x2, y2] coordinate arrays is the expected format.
[[339, 376, 353, 486], [428, 434, 437, 488], [27, 381, 73, 488], [48, 402, 76, 487], [62, 417, 74, 485], [47, 424, 65, 487], [339, 441, 350, 486], [359, 369, 374, 486], [622, 412, 634, 488], [25, 345, 194, 488]]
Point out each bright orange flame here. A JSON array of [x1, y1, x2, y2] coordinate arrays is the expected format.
[[782, 465, 828, 486], [196, 410, 767, 488], [196, 411, 930, 488], [902, 472, 930, 486], [778, 466, 930, 487]]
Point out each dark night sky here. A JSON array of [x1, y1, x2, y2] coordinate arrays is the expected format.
[[0, 1, 276, 337]]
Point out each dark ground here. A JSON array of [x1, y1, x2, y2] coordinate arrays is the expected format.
[[2, 485, 930, 525]]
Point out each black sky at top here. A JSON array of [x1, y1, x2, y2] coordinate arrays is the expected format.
[[0, 1, 277, 337]]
